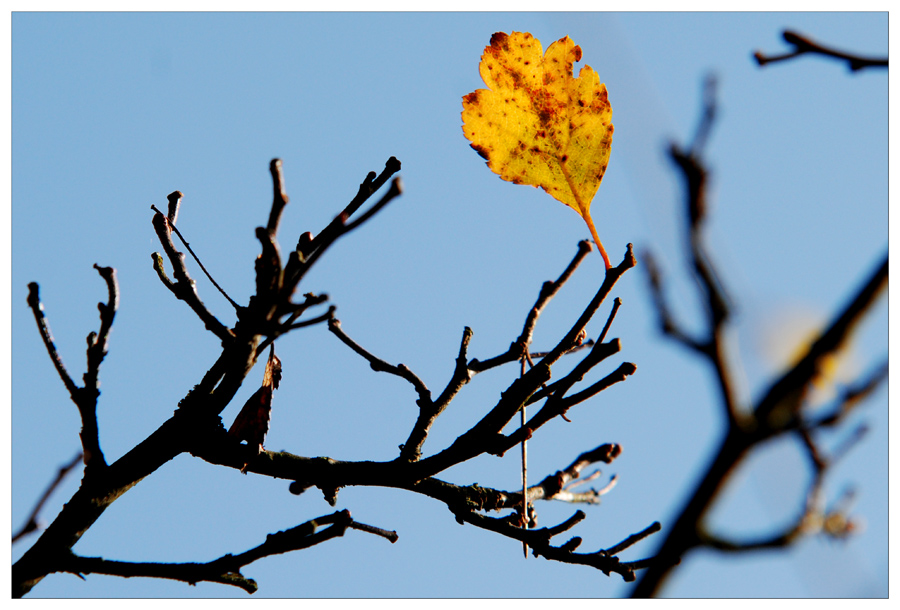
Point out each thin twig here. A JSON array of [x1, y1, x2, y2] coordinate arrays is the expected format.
[[57, 510, 392, 594], [328, 318, 432, 407], [267, 158, 289, 236], [605, 522, 663, 556], [12, 452, 83, 544], [754, 30, 888, 71], [520, 357, 529, 558], [347, 519, 399, 543], [26, 283, 79, 397], [470, 240, 593, 373], [150, 204, 241, 312], [150, 209, 235, 343], [284, 158, 402, 289], [400, 326, 474, 462]]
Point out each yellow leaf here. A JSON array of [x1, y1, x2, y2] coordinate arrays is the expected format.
[[462, 31, 615, 269]]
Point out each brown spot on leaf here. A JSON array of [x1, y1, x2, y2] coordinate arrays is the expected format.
[[490, 32, 510, 50], [471, 143, 491, 160]]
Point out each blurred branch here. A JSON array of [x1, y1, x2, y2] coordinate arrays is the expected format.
[[809, 360, 889, 429], [632, 73, 887, 597], [755, 254, 887, 428], [12, 452, 83, 544], [644, 75, 741, 428], [754, 30, 888, 71]]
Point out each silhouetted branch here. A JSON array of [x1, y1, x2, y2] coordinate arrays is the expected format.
[[605, 521, 663, 556], [266, 158, 289, 236], [26, 267, 117, 472], [26, 283, 79, 397], [151, 202, 241, 313], [284, 157, 402, 290], [328, 317, 432, 407], [754, 30, 888, 71], [470, 239, 594, 373], [150, 208, 235, 343], [16, 154, 645, 597], [57, 510, 391, 594], [400, 326, 473, 462]]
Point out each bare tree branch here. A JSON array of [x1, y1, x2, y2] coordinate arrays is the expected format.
[[151, 202, 242, 313], [150, 208, 236, 343], [328, 317, 433, 407], [15, 157, 648, 598], [632, 73, 886, 597], [26, 282, 80, 397], [266, 158, 289, 236], [26, 266, 118, 473], [56, 510, 392, 594]]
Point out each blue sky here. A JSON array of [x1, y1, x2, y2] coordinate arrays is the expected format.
[[10, 11, 888, 598]]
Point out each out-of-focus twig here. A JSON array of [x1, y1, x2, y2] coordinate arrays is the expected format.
[[754, 30, 888, 71], [12, 452, 83, 544]]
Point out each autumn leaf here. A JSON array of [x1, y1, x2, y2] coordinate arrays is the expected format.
[[462, 31, 615, 269], [228, 345, 283, 473]]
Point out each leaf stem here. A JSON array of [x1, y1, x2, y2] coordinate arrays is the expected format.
[[583, 213, 611, 270]]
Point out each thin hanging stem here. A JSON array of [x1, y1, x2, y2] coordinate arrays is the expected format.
[[150, 204, 241, 311]]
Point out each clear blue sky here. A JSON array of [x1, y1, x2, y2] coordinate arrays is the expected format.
[[10, 11, 888, 598]]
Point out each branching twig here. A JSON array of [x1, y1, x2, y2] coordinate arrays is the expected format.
[[754, 30, 888, 71], [632, 73, 886, 597], [283, 158, 402, 291], [151, 203, 241, 313], [57, 510, 392, 594], [415, 246, 635, 474], [26, 268, 116, 472], [525, 444, 622, 504], [400, 326, 474, 462], [150, 208, 235, 343], [18, 155, 643, 597], [469, 240, 593, 373]]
